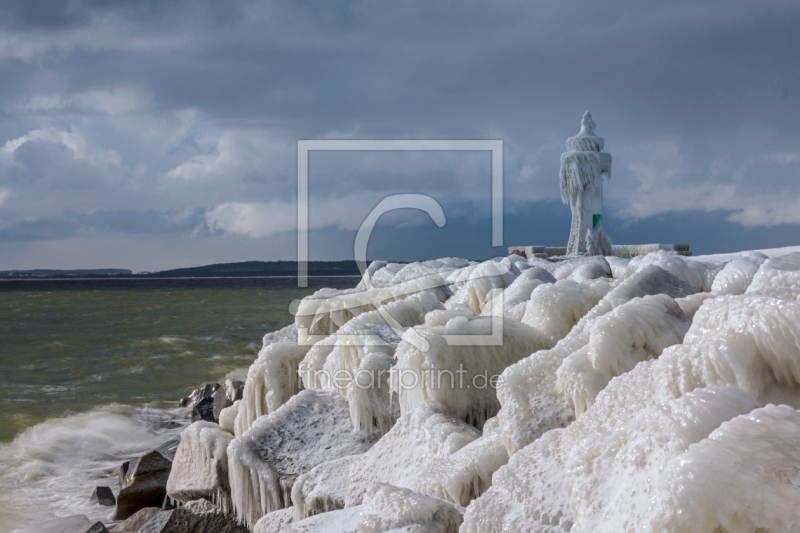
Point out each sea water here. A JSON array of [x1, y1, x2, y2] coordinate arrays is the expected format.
[[0, 279, 354, 531]]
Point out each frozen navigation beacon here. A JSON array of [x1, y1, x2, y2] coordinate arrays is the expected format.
[[560, 111, 612, 255]]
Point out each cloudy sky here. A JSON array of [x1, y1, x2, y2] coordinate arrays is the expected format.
[[1, 0, 799, 271]]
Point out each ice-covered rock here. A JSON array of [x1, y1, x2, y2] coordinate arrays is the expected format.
[[137, 499, 247, 533], [393, 315, 547, 429], [292, 455, 359, 520], [283, 506, 362, 533], [520, 279, 612, 347], [234, 342, 311, 436], [551, 256, 610, 282], [563, 387, 759, 532], [345, 402, 480, 507], [711, 257, 763, 295], [348, 351, 400, 437], [296, 276, 451, 338], [480, 267, 556, 321], [218, 400, 239, 434], [166, 421, 233, 512], [253, 509, 294, 533], [746, 251, 800, 300], [650, 403, 800, 532], [674, 292, 713, 320], [228, 389, 376, 528], [446, 258, 518, 315], [357, 484, 464, 533], [628, 251, 719, 292], [497, 266, 697, 454], [605, 255, 630, 279], [213, 379, 244, 421], [555, 294, 691, 415], [411, 417, 508, 507]]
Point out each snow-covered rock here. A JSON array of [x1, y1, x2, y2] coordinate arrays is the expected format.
[[283, 507, 362, 533], [227, 390, 376, 528], [345, 402, 480, 507], [253, 509, 294, 533], [446, 258, 519, 315], [411, 417, 508, 507], [746, 251, 800, 300], [166, 421, 234, 513], [480, 266, 556, 321], [357, 484, 464, 533], [711, 257, 763, 295], [627, 251, 719, 292], [292, 455, 359, 520], [393, 315, 547, 429], [497, 265, 697, 454]]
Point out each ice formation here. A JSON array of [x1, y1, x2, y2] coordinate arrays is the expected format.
[[393, 315, 548, 429], [650, 404, 800, 532], [560, 111, 613, 256], [295, 276, 451, 338], [234, 342, 311, 436], [746, 251, 800, 300], [227, 389, 376, 528], [169, 246, 800, 531], [345, 401, 480, 507], [628, 250, 719, 292], [498, 265, 697, 453], [563, 387, 759, 532], [711, 257, 763, 295], [356, 484, 464, 533], [292, 455, 359, 520], [166, 421, 234, 513], [411, 417, 508, 507], [218, 400, 239, 434]]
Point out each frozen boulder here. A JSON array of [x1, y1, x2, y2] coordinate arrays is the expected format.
[[166, 421, 234, 512], [253, 508, 295, 533], [649, 404, 800, 532], [411, 417, 508, 507], [711, 257, 763, 295], [234, 342, 311, 436], [213, 379, 244, 421], [228, 389, 376, 528], [674, 292, 713, 320], [446, 258, 518, 315], [292, 455, 360, 520], [563, 387, 759, 532], [218, 400, 239, 434], [498, 266, 697, 454], [628, 251, 719, 292], [746, 251, 800, 300], [346, 401, 480, 507], [283, 506, 362, 533], [480, 266, 556, 321], [357, 483, 464, 533], [394, 315, 548, 429]]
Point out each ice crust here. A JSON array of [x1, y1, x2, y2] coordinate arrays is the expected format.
[[356, 484, 464, 533], [345, 402, 480, 507], [711, 257, 763, 295], [393, 315, 548, 429], [746, 251, 800, 300], [497, 266, 697, 454], [234, 342, 311, 436], [227, 389, 376, 528], [411, 417, 508, 507], [627, 251, 719, 292], [166, 421, 234, 513], [292, 455, 359, 521]]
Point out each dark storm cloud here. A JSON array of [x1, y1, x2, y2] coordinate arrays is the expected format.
[[0, 0, 799, 269]]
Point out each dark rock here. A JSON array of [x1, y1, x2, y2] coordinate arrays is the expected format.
[[82, 522, 110, 533], [179, 383, 220, 408], [90, 486, 116, 506], [118, 461, 130, 489], [113, 451, 172, 521], [19, 514, 91, 533], [138, 500, 248, 533], [108, 507, 161, 533], [191, 396, 216, 423], [212, 379, 245, 421]]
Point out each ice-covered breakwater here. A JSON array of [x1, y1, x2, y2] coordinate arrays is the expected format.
[[144, 247, 800, 532]]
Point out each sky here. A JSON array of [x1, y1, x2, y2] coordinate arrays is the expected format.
[[1, 0, 799, 271]]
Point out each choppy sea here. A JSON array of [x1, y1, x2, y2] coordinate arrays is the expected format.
[[0, 277, 357, 532]]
